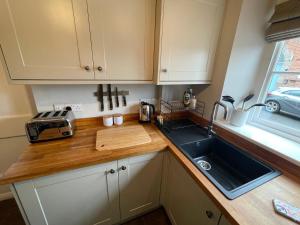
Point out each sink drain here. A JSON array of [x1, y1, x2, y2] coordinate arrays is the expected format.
[[197, 160, 211, 171]]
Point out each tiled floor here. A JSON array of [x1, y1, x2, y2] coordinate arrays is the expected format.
[[0, 198, 171, 225]]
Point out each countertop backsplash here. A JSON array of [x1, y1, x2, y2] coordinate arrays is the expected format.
[[31, 84, 158, 118]]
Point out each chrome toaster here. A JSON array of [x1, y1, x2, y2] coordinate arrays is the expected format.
[[25, 110, 75, 143]]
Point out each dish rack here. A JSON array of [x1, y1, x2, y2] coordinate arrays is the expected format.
[[159, 99, 205, 121]]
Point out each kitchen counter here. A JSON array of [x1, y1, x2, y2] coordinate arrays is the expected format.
[[0, 119, 168, 185], [1, 116, 300, 225]]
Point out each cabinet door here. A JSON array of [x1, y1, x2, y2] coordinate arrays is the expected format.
[[159, 0, 225, 83], [118, 152, 163, 220], [13, 161, 120, 225], [0, 0, 94, 80], [88, 0, 156, 81], [218, 215, 233, 225], [165, 154, 221, 225]]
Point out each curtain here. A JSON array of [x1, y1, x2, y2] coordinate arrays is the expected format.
[[266, 0, 300, 42]]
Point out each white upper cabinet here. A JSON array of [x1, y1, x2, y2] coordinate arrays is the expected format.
[[0, 0, 94, 80], [0, 0, 224, 84], [0, 0, 156, 83], [88, 0, 156, 81], [155, 0, 225, 84]]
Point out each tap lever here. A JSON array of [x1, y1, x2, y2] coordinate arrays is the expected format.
[[207, 101, 228, 137]]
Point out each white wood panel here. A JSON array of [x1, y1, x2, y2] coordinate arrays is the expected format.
[[165, 154, 221, 225], [0, 136, 29, 197], [0, 114, 32, 138], [0, 0, 94, 80], [10, 184, 30, 225], [88, 0, 156, 81], [118, 152, 163, 220], [14, 161, 120, 225], [158, 0, 225, 83]]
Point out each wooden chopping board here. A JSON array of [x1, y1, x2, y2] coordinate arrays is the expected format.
[[96, 125, 151, 151]]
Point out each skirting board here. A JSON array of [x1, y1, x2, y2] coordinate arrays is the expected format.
[[0, 191, 13, 201]]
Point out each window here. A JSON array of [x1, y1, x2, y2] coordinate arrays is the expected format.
[[249, 38, 300, 142]]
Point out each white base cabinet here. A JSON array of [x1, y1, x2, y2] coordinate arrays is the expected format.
[[219, 215, 233, 225], [162, 152, 221, 225], [12, 151, 231, 225], [118, 153, 163, 220], [12, 152, 163, 225]]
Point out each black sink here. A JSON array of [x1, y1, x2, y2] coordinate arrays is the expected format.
[[158, 119, 281, 199], [180, 137, 281, 199]]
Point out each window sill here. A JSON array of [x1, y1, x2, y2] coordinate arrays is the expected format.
[[214, 120, 300, 167]]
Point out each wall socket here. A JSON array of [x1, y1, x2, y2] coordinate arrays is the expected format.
[[53, 104, 83, 112]]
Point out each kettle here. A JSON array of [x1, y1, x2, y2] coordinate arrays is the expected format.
[[139, 102, 155, 123]]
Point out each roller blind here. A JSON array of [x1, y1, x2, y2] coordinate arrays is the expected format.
[[266, 0, 300, 42]]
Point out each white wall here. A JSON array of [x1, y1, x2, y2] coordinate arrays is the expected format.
[[196, 0, 243, 118], [197, 0, 275, 119], [31, 84, 158, 118], [0, 63, 34, 199], [159, 85, 192, 101], [221, 0, 274, 114]]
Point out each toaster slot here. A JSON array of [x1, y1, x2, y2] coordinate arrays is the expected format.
[[42, 112, 51, 118], [61, 111, 68, 117], [33, 112, 43, 119], [53, 111, 61, 117]]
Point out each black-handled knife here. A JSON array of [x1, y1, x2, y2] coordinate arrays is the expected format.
[[115, 87, 119, 107], [98, 84, 104, 111], [122, 95, 127, 107], [107, 84, 113, 110]]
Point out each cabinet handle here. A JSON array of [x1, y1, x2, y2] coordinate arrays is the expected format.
[[108, 169, 115, 174], [206, 210, 213, 219], [97, 66, 103, 72], [84, 66, 90, 71], [161, 68, 167, 73], [121, 166, 127, 170]]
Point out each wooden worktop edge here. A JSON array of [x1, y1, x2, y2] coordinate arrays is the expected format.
[[0, 147, 168, 185]]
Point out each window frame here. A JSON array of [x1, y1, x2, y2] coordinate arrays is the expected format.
[[248, 41, 300, 143]]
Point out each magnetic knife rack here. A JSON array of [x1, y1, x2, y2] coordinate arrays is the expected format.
[[94, 84, 129, 111], [95, 91, 129, 97]]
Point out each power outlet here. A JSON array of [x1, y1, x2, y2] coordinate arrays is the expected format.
[[67, 104, 83, 112], [53, 104, 64, 111], [53, 104, 83, 112]]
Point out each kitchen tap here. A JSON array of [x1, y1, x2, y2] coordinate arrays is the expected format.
[[207, 101, 228, 137]]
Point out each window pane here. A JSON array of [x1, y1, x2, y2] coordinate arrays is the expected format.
[[273, 38, 300, 72], [256, 38, 300, 136]]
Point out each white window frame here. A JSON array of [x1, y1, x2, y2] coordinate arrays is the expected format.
[[248, 41, 300, 143]]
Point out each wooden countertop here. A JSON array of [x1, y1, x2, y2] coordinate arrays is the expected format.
[[1, 117, 300, 225], [0, 120, 168, 185]]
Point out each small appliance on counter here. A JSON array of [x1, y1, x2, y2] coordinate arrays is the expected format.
[[25, 110, 75, 143], [139, 101, 155, 123], [183, 88, 192, 107]]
